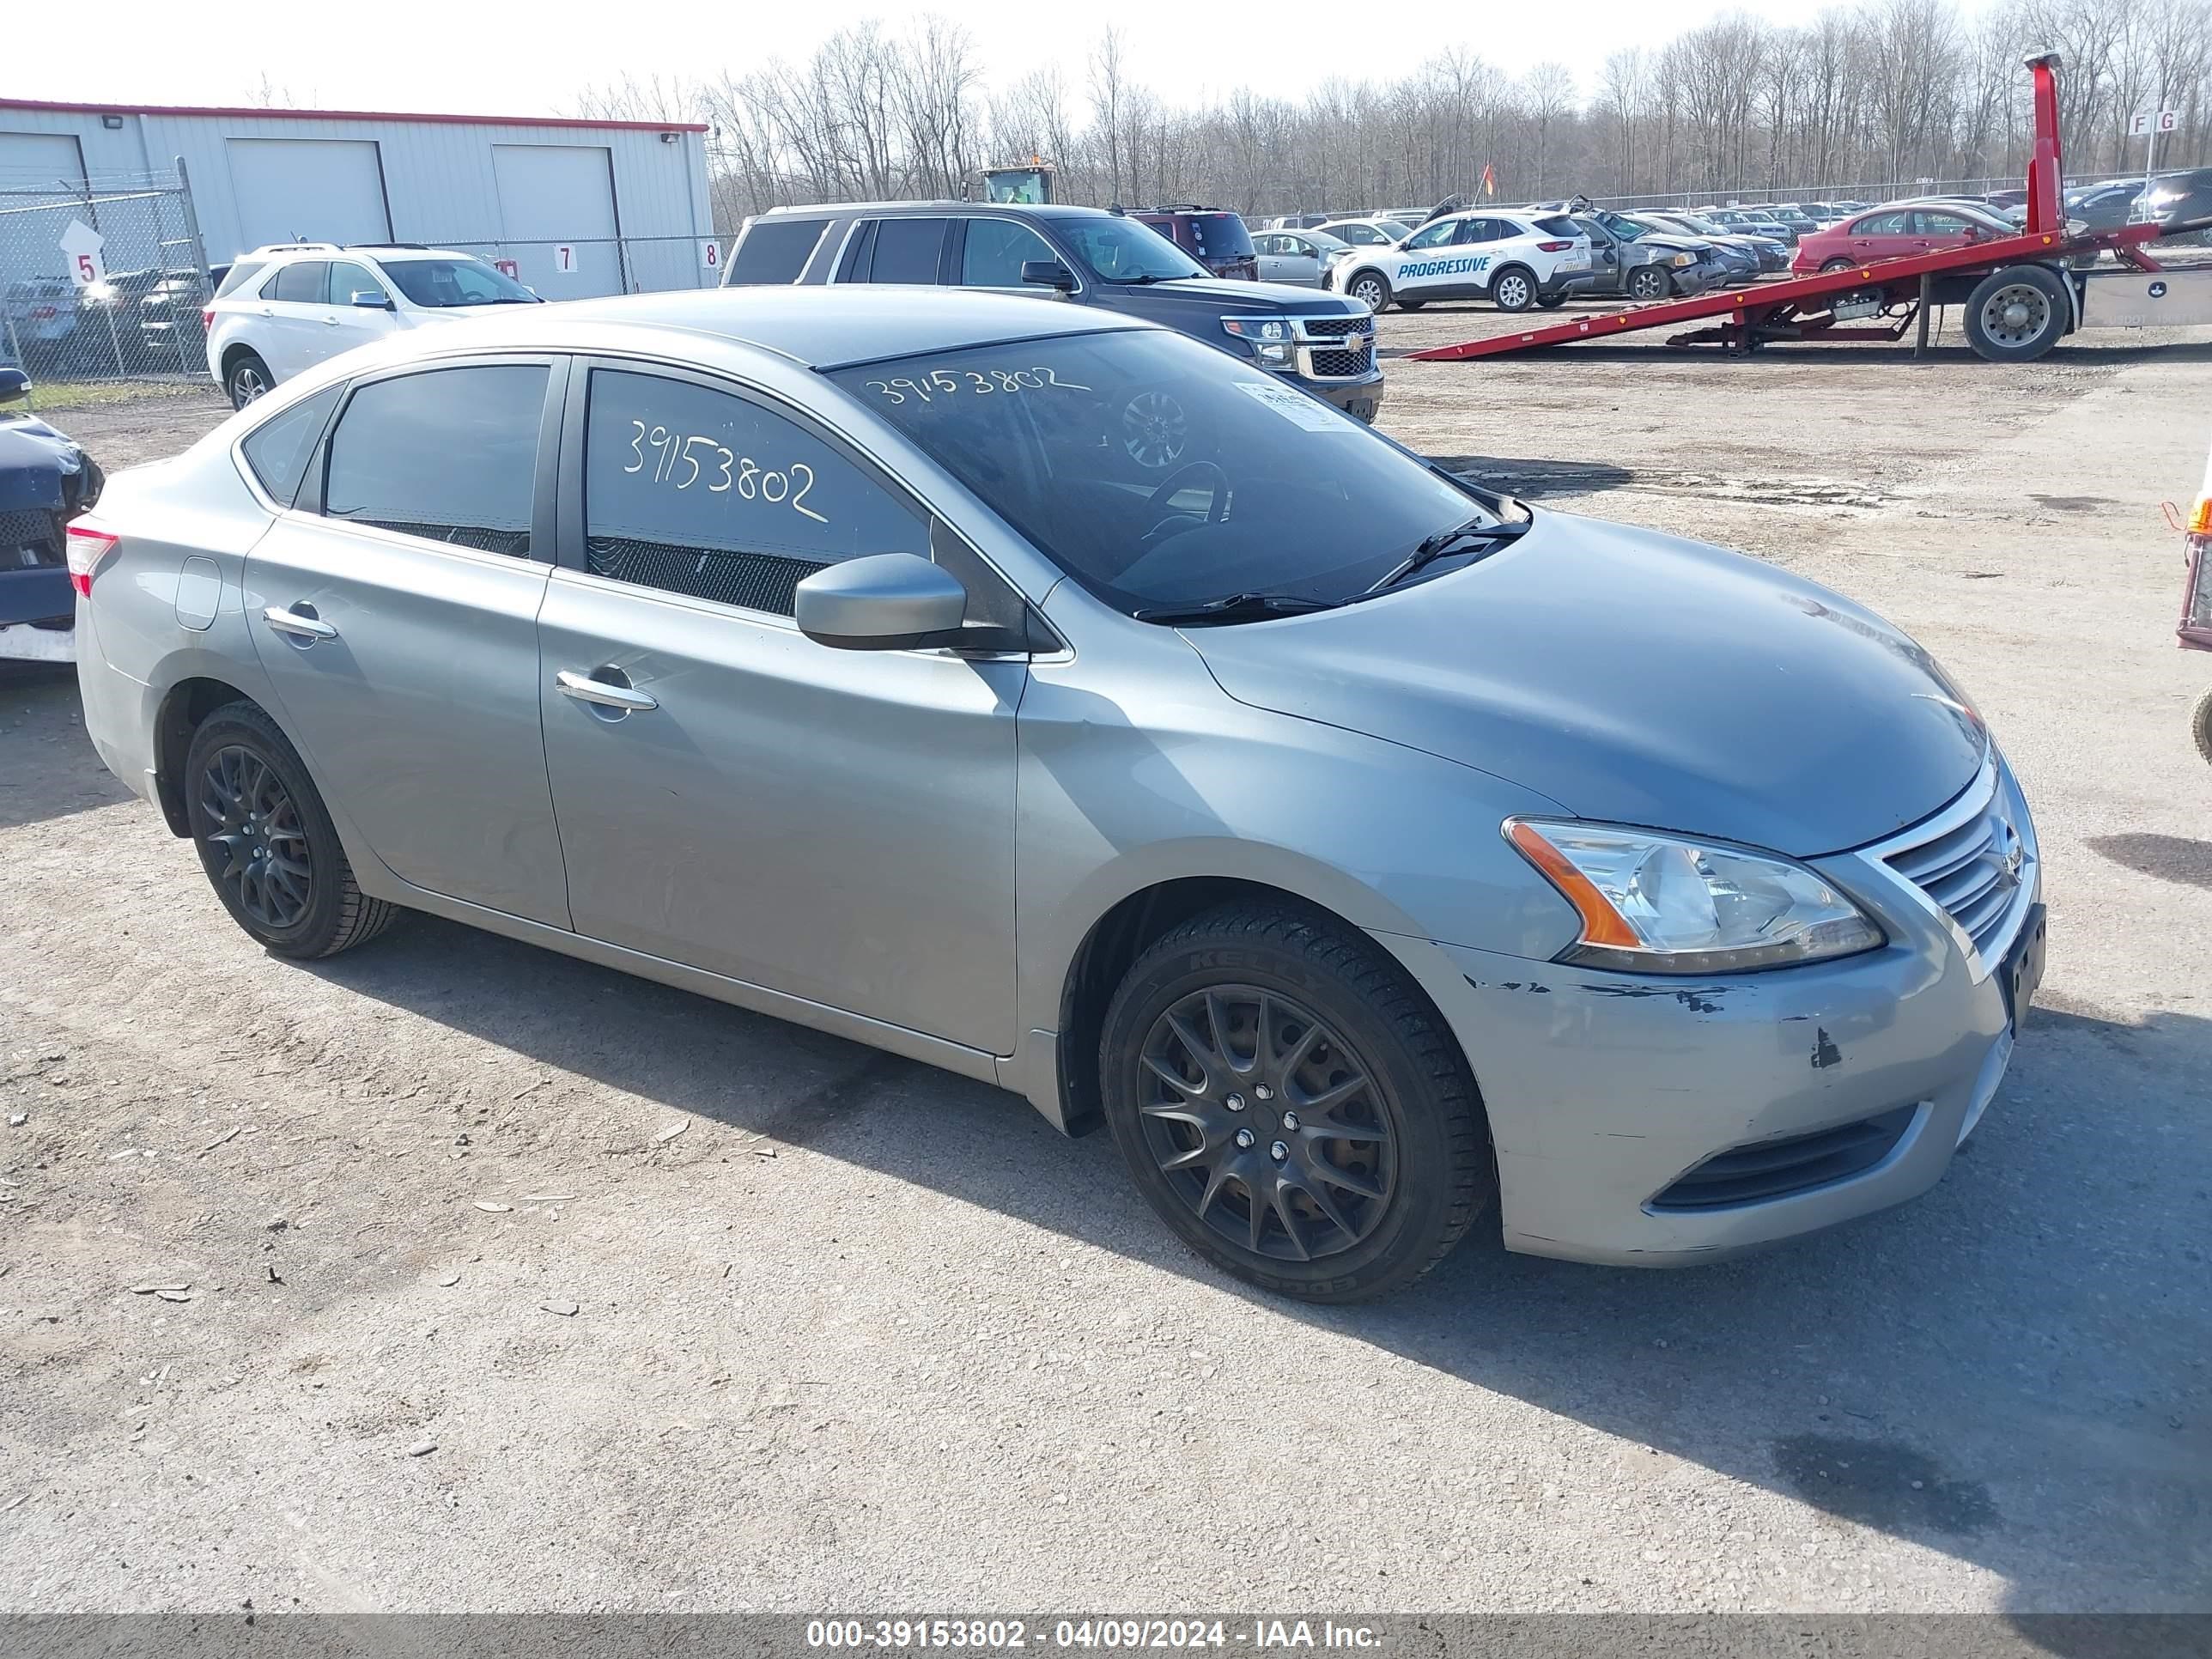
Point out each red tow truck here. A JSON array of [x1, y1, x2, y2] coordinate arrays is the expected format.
[[1408, 54, 2212, 367]]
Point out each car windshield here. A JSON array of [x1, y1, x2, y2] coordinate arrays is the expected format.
[[1048, 216, 1206, 283], [830, 329, 1506, 617], [381, 258, 539, 308]]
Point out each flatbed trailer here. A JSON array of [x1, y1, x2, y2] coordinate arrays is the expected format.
[[1407, 53, 2212, 367]]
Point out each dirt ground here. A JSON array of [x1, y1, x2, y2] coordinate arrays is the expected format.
[[3, 303, 2209, 1617]]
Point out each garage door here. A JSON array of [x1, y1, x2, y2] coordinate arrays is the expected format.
[[493, 144, 621, 298], [0, 131, 87, 191], [225, 138, 390, 252]]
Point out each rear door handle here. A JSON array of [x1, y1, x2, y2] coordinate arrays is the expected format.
[[262, 605, 337, 641], [556, 669, 657, 713]]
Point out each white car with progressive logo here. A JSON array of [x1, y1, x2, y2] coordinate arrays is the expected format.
[[1328, 210, 1592, 314]]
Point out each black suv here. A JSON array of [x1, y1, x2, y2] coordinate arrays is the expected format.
[[721, 202, 1384, 421]]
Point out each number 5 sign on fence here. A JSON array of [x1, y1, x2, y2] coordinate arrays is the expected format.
[[59, 219, 106, 288]]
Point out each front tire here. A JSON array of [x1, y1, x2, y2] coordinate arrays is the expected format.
[[185, 701, 399, 959], [2193, 685, 2212, 766], [1099, 902, 1493, 1303], [1626, 265, 1668, 302], [1346, 270, 1392, 313], [1964, 264, 2069, 362], [226, 350, 273, 410], [1490, 265, 1538, 312]]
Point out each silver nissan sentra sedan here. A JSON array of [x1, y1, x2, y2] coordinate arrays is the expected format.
[[70, 288, 2044, 1303]]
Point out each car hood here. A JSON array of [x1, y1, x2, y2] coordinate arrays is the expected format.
[[1128, 277, 1369, 318], [1180, 512, 1987, 859], [1639, 234, 1713, 255]]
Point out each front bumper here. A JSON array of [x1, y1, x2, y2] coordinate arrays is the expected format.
[[1411, 757, 2040, 1266], [1304, 372, 1386, 422]]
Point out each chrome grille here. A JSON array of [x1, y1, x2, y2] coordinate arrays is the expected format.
[[1297, 317, 1367, 342], [1880, 765, 2031, 967]]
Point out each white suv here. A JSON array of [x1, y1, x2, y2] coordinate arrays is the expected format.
[[204, 243, 543, 408], [1328, 211, 1592, 314]]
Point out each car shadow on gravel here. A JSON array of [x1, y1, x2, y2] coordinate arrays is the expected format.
[[301, 918, 2212, 1613], [0, 663, 137, 828]]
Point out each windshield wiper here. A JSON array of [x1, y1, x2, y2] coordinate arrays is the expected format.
[[1363, 512, 1533, 595], [1133, 592, 1335, 625]]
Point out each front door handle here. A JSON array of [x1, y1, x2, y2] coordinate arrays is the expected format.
[[262, 605, 337, 641], [556, 669, 658, 713]]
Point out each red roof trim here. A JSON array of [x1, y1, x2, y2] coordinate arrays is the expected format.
[[0, 97, 708, 133]]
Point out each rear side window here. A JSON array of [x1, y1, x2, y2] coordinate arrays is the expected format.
[[867, 218, 949, 284], [240, 385, 343, 507], [1534, 216, 1582, 238], [728, 217, 829, 285], [322, 365, 547, 556], [581, 369, 927, 617], [268, 262, 328, 303], [215, 261, 265, 298]]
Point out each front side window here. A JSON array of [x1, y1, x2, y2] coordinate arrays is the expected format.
[[1403, 220, 1458, 250], [323, 364, 547, 555], [240, 384, 344, 506], [268, 261, 328, 303], [582, 369, 928, 617], [1048, 216, 1204, 283], [960, 219, 1056, 288], [380, 258, 538, 309], [830, 331, 1501, 617], [326, 261, 386, 307]]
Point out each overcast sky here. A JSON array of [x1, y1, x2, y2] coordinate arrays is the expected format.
[[51, 0, 1849, 118]]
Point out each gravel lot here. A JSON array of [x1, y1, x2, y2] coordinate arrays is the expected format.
[[3, 307, 2209, 1617]]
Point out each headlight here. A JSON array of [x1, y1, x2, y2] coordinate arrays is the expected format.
[[1222, 315, 1297, 368], [1668, 252, 1695, 267], [1505, 819, 1884, 975]]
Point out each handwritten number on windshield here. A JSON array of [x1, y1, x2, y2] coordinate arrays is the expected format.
[[864, 366, 1091, 404], [622, 420, 827, 525]]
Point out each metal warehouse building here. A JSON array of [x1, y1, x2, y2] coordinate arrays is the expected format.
[[0, 99, 716, 297]]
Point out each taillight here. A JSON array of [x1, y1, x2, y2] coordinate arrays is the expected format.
[[1538, 240, 1575, 252], [65, 522, 118, 599], [202, 308, 216, 328]]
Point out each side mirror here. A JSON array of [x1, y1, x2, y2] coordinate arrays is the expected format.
[[350, 291, 395, 310], [1020, 259, 1078, 292], [796, 553, 969, 651], [1961, 225, 1980, 240], [0, 367, 28, 408]]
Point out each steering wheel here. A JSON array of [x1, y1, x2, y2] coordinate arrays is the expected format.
[[1141, 461, 1231, 542]]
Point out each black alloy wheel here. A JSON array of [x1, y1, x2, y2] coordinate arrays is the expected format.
[[1136, 984, 1397, 1263], [185, 701, 400, 958], [198, 744, 313, 930], [1100, 902, 1493, 1302]]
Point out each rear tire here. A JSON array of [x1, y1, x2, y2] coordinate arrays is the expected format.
[[1820, 258, 1856, 273], [1963, 264, 2069, 362], [1490, 265, 1538, 312], [226, 350, 273, 410], [2193, 685, 2212, 766], [1346, 270, 1392, 313], [1098, 901, 1494, 1304], [185, 701, 399, 959]]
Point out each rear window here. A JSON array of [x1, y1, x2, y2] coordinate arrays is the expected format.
[[1182, 214, 1254, 259], [1533, 216, 1582, 238], [727, 217, 829, 286]]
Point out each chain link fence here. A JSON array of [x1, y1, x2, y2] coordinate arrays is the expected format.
[[0, 172, 215, 386]]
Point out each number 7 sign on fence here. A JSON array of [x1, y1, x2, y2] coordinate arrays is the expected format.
[[58, 220, 106, 287]]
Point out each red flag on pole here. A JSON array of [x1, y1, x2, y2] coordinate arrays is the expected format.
[[1480, 164, 1497, 198]]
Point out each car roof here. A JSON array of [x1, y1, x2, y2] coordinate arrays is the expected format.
[[753, 201, 1119, 222], [319, 285, 1146, 374], [246, 242, 480, 264]]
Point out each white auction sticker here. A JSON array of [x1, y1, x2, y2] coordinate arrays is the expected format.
[[1233, 380, 1352, 432]]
